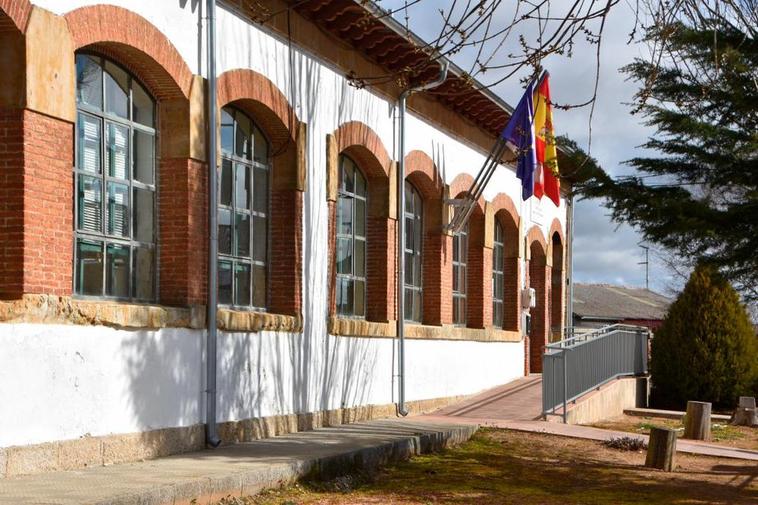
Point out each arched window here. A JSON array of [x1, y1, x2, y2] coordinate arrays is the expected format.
[[492, 221, 505, 328], [74, 54, 156, 300], [452, 223, 468, 325], [218, 107, 270, 309], [336, 155, 367, 317], [404, 181, 423, 322]]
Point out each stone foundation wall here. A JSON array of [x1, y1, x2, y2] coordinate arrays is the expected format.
[[0, 393, 468, 478]]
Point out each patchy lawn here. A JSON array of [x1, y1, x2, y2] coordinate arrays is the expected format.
[[589, 414, 758, 451], [214, 428, 757, 505]]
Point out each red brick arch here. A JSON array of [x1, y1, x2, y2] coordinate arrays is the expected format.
[[526, 225, 547, 258], [0, 0, 32, 33], [334, 121, 392, 179], [549, 218, 565, 245], [405, 150, 443, 200], [65, 5, 192, 101], [217, 68, 299, 153], [491, 193, 521, 332], [449, 173, 486, 216], [526, 225, 549, 372], [329, 121, 394, 322]]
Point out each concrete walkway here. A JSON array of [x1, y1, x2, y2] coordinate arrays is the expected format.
[[423, 377, 758, 462], [0, 419, 477, 505], [432, 374, 543, 421]]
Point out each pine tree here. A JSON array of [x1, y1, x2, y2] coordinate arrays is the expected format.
[[576, 17, 758, 301], [650, 263, 757, 409]]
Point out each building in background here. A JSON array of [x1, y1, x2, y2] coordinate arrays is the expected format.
[[572, 283, 671, 333]]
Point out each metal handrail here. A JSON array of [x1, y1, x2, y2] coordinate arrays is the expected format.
[[542, 324, 650, 423]]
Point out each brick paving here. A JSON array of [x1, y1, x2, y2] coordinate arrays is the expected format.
[[423, 376, 758, 462]]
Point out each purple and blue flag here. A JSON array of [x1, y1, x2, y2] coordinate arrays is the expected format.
[[500, 81, 537, 201]]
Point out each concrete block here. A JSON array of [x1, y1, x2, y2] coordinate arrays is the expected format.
[[0, 448, 7, 478]]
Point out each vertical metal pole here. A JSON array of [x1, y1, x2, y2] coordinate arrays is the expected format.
[[205, 0, 221, 448], [397, 93, 408, 416], [396, 62, 448, 417], [566, 194, 574, 339], [562, 349, 568, 423]]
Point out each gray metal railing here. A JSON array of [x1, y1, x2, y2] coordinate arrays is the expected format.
[[542, 324, 650, 422]]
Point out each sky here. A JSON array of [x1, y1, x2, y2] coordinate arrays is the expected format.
[[383, 0, 686, 296]]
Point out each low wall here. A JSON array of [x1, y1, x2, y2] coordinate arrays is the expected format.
[[0, 322, 525, 477], [560, 376, 649, 425]]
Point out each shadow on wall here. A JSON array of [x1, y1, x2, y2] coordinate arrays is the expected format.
[[120, 329, 205, 431], [121, 328, 380, 431]]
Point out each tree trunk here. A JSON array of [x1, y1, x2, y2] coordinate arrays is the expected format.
[[645, 427, 676, 471], [683, 401, 711, 441], [731, 407, 758, 426]]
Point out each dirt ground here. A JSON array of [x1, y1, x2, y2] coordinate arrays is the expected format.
[[213, 428, 757, 505], [589, 414, 758, 451]]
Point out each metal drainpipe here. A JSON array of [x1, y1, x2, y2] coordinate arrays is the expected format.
[[205, 0, 221, 448], [565, 193, 575, 339], [396, 62, 449, 416]]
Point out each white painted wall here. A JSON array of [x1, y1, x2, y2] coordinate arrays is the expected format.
[[0, 324, 523, 447], [3, 0, 561, 448]]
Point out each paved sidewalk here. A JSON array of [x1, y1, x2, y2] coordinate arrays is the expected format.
[[432, 374, 543, 421], [422, 415, 758, 461], [0, 419, 477, 505]]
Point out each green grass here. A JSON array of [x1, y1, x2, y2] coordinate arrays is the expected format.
[[214, 428, 757, 505]]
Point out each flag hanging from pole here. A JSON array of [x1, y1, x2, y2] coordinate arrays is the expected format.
[[500, 80, 537, 201], [532, 74, 560, 206]]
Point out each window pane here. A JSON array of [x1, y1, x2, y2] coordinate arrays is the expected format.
[[106, 243, 130, 298], [235, 113, 252, 160], [218, 260, 232, 305], [253, 126, 268, 164], [404, 182, 414, 213], [355, 169, 366, 197], [235, 164, 250, 210], [218, 209, 232, 254], [253, 215, 267, 262], [234, 263, 251, 306], [253, 264, 266, 308], [343, 162, 354, 193], [337, 277, 353, 316], [355, 198, 366, 237], [354, 239, 365, 278], [104, 61, 129, 119], [336, 238, 352, 274], [220, 159, 233, 207], [354, 279, 365, 317], [221, 108, 234, 154], [253, 167, 268, 213], [413, 253, 422, 287], [453, 298, 459, 324], [77, 175, 102, 233], [106, 122, 129, 179], [75, 239, 103, 296], [413, 290, 422, 322], [404, 216, 414, 251], [77, 113, 101, 174], [453, 235, 460, 262], [404, 288, 413, 321], [76, 55, 102, 109], [453, 264, 459, 291], [337, 197, 352, 235], [235, 212, 250, 256], [133, 130, 154, 185], [133, 246, 154, 300], [133, 188, 154, 243], [404, 252, 413, 285], [414, 216, 422, 254], [106, 182, 129, 237], [132, 80, 154, 127]]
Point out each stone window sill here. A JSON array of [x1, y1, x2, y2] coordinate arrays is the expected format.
[[329, 316, 521, 343]]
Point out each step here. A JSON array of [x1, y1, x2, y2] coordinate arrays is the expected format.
[[0, 419, 477, 505]]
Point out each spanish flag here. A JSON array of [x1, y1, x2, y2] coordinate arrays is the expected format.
[[532, 74, 560, 206]]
